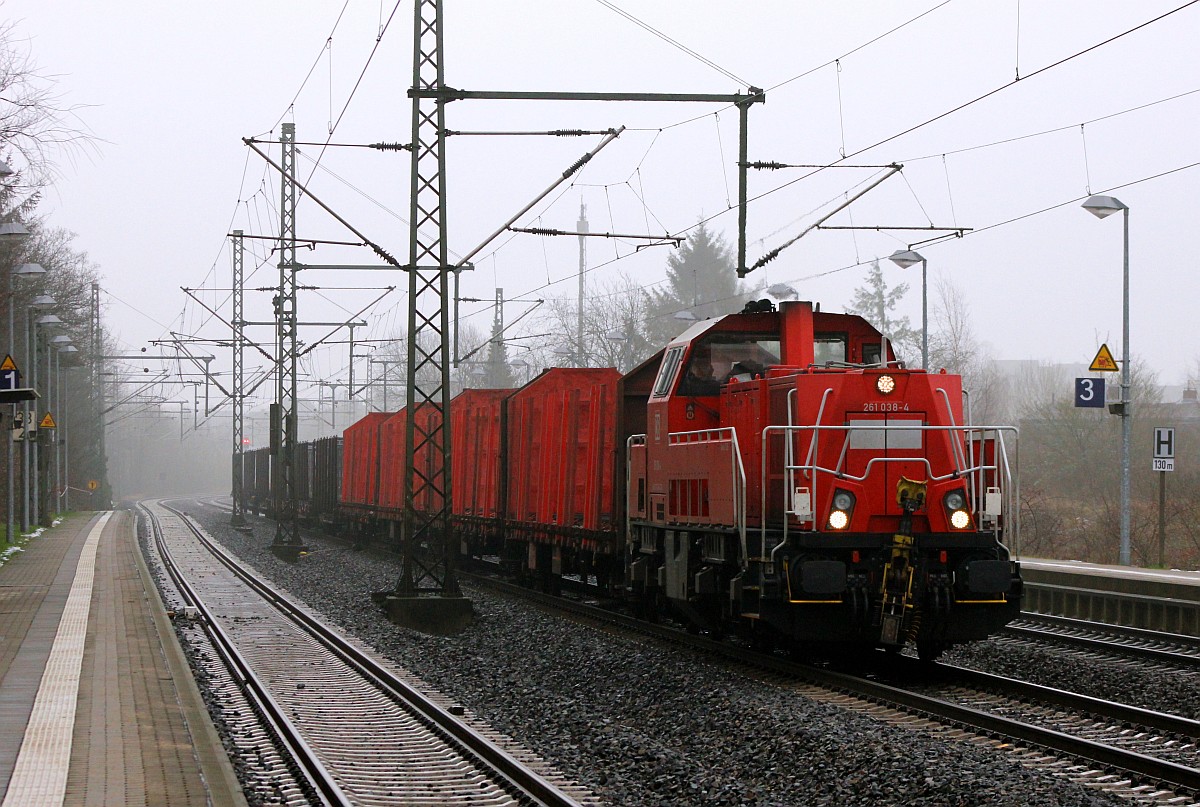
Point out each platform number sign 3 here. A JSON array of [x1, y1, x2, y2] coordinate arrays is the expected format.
[[1074, 377, 1105, 408]]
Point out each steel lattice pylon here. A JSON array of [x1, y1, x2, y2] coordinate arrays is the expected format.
[[230, 229, 247, 527], [393, 0, 459, 598], [272, 122, 302, 550]]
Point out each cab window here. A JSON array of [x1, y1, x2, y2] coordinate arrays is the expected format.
[[814, 334, 847, 366], [679, 335, 780, 395], [652, 346, 685, 397]]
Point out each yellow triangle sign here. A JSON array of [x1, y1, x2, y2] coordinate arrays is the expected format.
[[0, 355, 16, 372], [1089, 344, 1119, 372], [39, 412, 56, 429]]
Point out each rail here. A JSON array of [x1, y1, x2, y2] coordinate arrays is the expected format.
[[149, 501, 585, 807]]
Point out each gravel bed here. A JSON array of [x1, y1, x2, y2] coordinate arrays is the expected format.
[[183, 506, 1129, 807]]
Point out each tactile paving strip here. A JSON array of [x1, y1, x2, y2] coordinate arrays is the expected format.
[[2, 513, 111, 807]]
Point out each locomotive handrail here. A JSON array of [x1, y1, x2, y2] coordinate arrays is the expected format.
[[626, 434, 647, 541], [934, 387, 969, 471], [960, 387, 977, 495], [994, 427, 1020, 556], [761, 422, 1019, 554]]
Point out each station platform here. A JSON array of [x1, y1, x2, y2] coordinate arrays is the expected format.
[[0, 510, 245, 806], [1019, 556, 1200, 635]]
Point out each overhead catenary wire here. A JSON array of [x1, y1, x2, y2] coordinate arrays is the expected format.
[[592, 0, 751, 88]]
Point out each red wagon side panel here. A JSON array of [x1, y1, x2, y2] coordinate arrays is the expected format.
[[377, 408, 409, 515], [450, 389, 510, 545], [376, 404, 442, 516], [505, 368, 621, 552], [341, 412, 391, 511]]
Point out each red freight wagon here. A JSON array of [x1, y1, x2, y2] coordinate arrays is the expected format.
[[449, 388, 511, 552], [412, 403, 445, 516], [377, 404, 441, 516], [505, 368, 622, 580], [341, 412, 392, 515]]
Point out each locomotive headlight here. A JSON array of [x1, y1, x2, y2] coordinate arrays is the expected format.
[[943, 489, 971, 530], [828, 489, 856, 530], [876, 374, 896, 395]]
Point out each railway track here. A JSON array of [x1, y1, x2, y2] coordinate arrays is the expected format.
[[141, 500, 591, 807], [1002, 613, 1200, 670], [462, 570, 1200, 805]]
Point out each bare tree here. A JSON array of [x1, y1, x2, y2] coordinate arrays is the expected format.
[[539, 271, 659, 373], [1013, 355, 1163, 563], [0, 21, 96, 187], [926, 276, 1005, 424]]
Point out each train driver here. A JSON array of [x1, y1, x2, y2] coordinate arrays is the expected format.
[[680, 344, 722, 396]]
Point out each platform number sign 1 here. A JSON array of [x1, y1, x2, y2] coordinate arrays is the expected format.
[[1074, 377, 1105, 408], [0, 354, 19, 391], [1153, 427, 1175, 472]]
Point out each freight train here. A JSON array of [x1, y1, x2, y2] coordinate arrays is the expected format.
[[236, 299, 1023, 660]]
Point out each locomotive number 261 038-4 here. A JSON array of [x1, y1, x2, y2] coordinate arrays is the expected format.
[[862, 401, 909, 412]]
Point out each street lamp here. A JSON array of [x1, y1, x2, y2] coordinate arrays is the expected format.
[[3, 247, 39, 543], [31, 311, 61, 526], [552, 345, 576, 367], [767, 283, 799, 300], [1082, 193, 1131, 566], [508, 357, 530, 385], [888, 249, 927, 369], [54, 342, 75, 514], [48, 336, 70, 516]]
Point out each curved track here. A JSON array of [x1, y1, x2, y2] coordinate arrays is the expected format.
[[143, 500, 589, 807]]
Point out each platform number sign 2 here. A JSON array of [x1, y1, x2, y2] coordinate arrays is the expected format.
[[1074, 377, 1105, 408]]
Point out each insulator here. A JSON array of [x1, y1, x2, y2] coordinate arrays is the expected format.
[[369, 142, 411, 151]]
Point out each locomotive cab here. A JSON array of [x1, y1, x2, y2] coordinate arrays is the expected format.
[[626, 299, 1022, 659]]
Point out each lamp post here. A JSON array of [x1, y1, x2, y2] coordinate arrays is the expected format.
[[32, 312, 62, 526], [22, 296, 54, 529], [57, 344, 77, 513], [888, 249, 927, 369], [4, 251, 39, 544], [49, 335, 70, 515], [1082, 194, 1131, 566]]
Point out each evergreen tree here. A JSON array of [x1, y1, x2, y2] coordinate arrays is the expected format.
[[846, 260, 919, 364], [482, 317, 516, 388], [642, 221, 761, 347]]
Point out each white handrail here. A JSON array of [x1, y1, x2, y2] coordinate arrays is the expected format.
[[764, 421, 1019, 545], [667, 427, 748, 568]]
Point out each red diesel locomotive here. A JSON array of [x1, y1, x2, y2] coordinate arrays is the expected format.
[[244, 298, 1022, 658], [623, 299, 1021, 659]]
